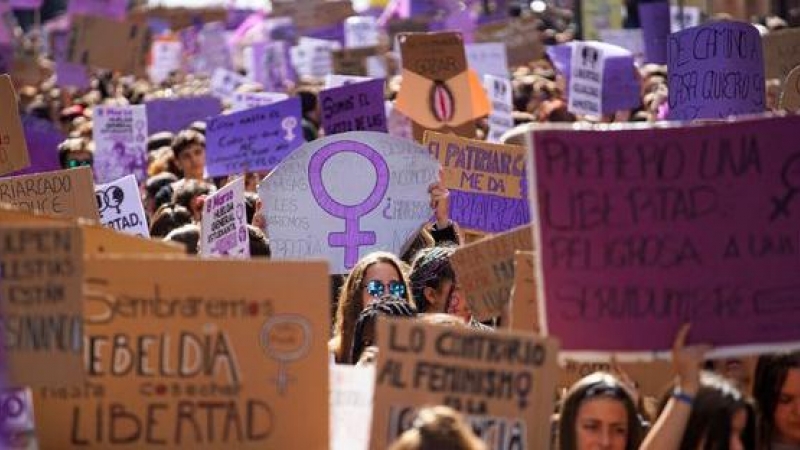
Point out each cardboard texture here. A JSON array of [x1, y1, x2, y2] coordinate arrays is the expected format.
[[780, 65, 800, 111], [0, 167, 99, 221], [509, 251, 538, 333], [0, 223, 85, 388], [0, 74, 29, 176], [450, 225, 534, 321], [33, 257, 330, 449], [332, 47, 381, 77], [271, 1, 354, 31], [559, 359, 674, 400], [10, 53, 52, 89], [67, 15, 151, 77], [130, 7, 227, 31], [474, 17, 542, 68], [762, 28, 800, 81], [371, 318, 559, 450]]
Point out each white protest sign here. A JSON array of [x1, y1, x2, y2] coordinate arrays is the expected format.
[[568, 41, 606, 116], [366, 55, 387, 78], [92, 105, 148, 184], [484, 74, 514, 143], [331, 364, 374, 450], [231, 91, 289, 112], [386, 101, 414, 140], [325, 74, 373, 89], [210, 67, 250, 102], [148, 40, 182, 84], [345, 16, 379, 49], [259, 131, 439, 274], [94, 174, 149, 238], [291, 37, 340, 79], [466, 42, 509, 78], [670, 6, 701, 33], [598, 28, 645, 65], [200, 177, 250, 258]]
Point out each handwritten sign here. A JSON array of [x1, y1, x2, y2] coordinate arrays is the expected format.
[[0, 223, 84, 387], [450, 225, 534, 321], [331, 364, 374, 450], [231, 92, 288, 112], [67, 0, 126, 20], [466, 42, 509, 78], [509, 251, 538, 333], [67, 15, 150, 77], [200, 177, 249, 258], [371, 318, 559, 450], [0, 75, 29, 177], [424, 131, 529, 233], [484, 74, 514, 143], [638, 0, 670, 64], [780, 65, 800, 111], [145, 96, 222, 134], [762, 28, 800, 81], [259, 131, 438, 274], [0, 167, 99, 221], [92, 105, 148, 184], [667, 21, 765, 121], [345, 16, 379, 49], [320, 78, 387, 135], [94, 174, 149, 238], [33, 257, 330, 449], [527, 115, 800, 354], [206, 98, 304, 177]]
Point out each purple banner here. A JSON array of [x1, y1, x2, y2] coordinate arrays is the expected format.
[[320, 79, 387, 135], [639, 1, 670, 64], [67, 0, 127, 21], [7, 115, 63, 177], [51, 30, 90, 89], [667, 21, 765, 121], [145, 96, 222, 134], [205, 98, 304, 177]]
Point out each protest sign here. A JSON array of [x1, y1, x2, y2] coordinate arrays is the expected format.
[[145, 96, 222, 134], [597, 29, 645, 65], [325, 74, 372, 89], [272, 0, 354, 32], [206, 98, 304, 177], [94, 175, 149, 238], [568, 41, 607, 116], [190, 22, 233, 74], [345, 16, 379, 49], [474, 17, 541, 68], [92, 105, 148, 184], [244, 41, 294, 92], [581, 0, 623, 40], [231, 92, 288, 112], [50, 30, 91, 90], [331, 364, 374, 450], [0, 167, 99, 220], [558, 359, 674, 399], [0, 223, 84, 387], [148, 39, 183, 85], [386, 102, 414, 140], [450, 225, 534, 321], [11, 115, 63, 177], [639, 0, 670, 64], [33, 257, 330, 449], [509, 251, 538, 333], [200, 177, 249, 258], [371, 318, 559, 450], [260, 132, 438, 274], [762, 28, 800, 81], [11, 52, 52, 88], [667, 21, 765, 121], [465, 42, 509, 79], [527, 115, 800, 355], [131, 7, 227, 31], [424, 131, 529, 233], [290, 38, 338, 79], [780, 65, 800, 111], [484, 74, 514, 143], [67, 15, 150, 77], [332, 47, 383, 77], [210, 68, 249, 102], [396, 32, 490, 141], [0, 388, 36, 447], [320, 78, 387, 135], [670, 5, 701, 32], [0, 75, 29, 177], [67, 0, 127, 21]]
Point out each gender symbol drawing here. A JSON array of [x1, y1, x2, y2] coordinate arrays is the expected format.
[[308, 140, 390, 269], [770, 153, 800, 221], [96, 185, 125, 218], [260, 314, 312, 395]]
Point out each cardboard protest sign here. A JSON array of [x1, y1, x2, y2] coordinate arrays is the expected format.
[[33, 257, 330, 449], [332, 47, 384, 77], [67, 15, 150, 77], [474, 17, 541, 68], [0, 223, 84, 387], [558, 359, 674, 400], [638, 0, 670, 64], [272, 0, 354, 32], [451, 225, 533, 321], [320, 78, 387, 135], [145, 96, 222, 134], [424, 131, 529, 233], [667, 21, 765, 121], [200, 177, 249, 258], [206, 98, 304, 177], [0, 75, 29, 177], [231, 92, 288, 112], [259, 132, 439, 274], [466, 42, 509, 78], [94, 175, 149, 238], [484, 74, 514, 143], [509, 251, 538, 333], [581, 0, 623, 41], [345, 16, 379, 49], [0, 167, 99, 221], [371, 318, 559, 450], [527, 115, 800, 355], [67, 0, 127, 21], [331, 364, 374, 450], [779, 65, 800, 111], [396, 32, 490, 141], [762, 28, 800, 81], [92, 105, 148, 185]]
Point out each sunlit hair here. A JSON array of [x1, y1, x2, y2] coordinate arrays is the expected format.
[[388, 406, 486, 450], [754, 352, 800, 449]]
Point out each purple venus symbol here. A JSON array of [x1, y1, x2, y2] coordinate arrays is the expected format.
[[308, 141, 390, 269]]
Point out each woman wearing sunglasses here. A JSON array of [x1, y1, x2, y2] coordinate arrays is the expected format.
[[58, 137, 94, 170], [330, 251, 414, 364]]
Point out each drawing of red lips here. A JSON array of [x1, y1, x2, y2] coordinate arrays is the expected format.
[[753, 286, 800, 315], [430, 80, 455, 123]]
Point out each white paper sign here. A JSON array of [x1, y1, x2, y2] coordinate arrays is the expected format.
[[231, 91, 289, 112], [210, 67, 249, 102], [483, 74, 514, 143], [200, 177, 250, 258], [94, 174, 150, 238], [465, 42, 509, 78], [345, 16, 379, 49], [259, 132, 439, 274], [148, 40, 183, 84], [291, 38, 340, 79], [598, 29, 645, 65], [670, 6, 701, 33], [193, 22, 233, 74], [386, 101, 414, 140], [568, 41, 606, 116], [92, 105, 148, 184], [330, 365, 374, 450], [325, 74, 373, 89]]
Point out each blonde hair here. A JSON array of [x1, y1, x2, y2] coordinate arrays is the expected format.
[[388, 406, 486, 450]]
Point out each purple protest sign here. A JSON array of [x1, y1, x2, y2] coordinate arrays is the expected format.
[[528, 115, 800, 355], [0, 44, 12, 73], [245, 41, 296, 92], [667, 21, 765, 121], [320, 78, 387, 135], [7, 115, 63, 176], [639, 0, 670, 64], [145, 96, 222, 134], [51, 30, 90, 89], [92, 105, 148, 184], [67, 0, 127, 21], [205, 97, 304, 177]]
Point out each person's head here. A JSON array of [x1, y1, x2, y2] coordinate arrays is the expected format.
[[248, 225, 271, 258], [144, 172, 178, 216], [171, 129, 206, 180], [57, 137, 94, 169], [147, 131, 175, 154], [754, 352, 800, 448], [149, 204, 192, 238], [332, 251, 412, 364], [388, 405, 486, 450], [660, 371, 756, 450], [350, 295, 417, 364], [163, 223, 200, 254], [171, 179, 214, 221], [409, 246, 466, 320], [558, 373, 643, 450]]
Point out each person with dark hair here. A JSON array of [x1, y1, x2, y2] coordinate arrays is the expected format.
[[57, 137, 94, 169], [388, 406, 486, 450], [244, 191, 259, 224], [171, 179, 215, 222], [163, 223, 200, 254], [408, 245, 473, 324], [188, 121, 207, 135], [171, 129, 206, 181], [144, 172, 178, 217], [248, 225, 271, 258], [754, 352, 800, 450], [149, 204, 192, 238], [296, 88, 320, 141], [350, 294, 417, 364], [147, 131, 175, 153]]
